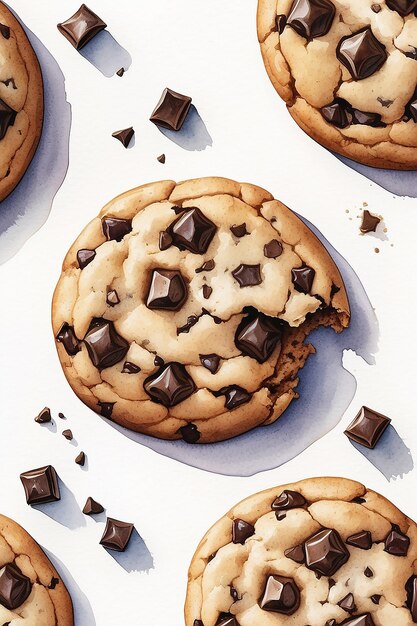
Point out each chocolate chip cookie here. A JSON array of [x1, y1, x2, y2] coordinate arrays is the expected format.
[[0, 2, 43, 201], [258, 0, 417, 169], [185, 477, 417, 626], [0, 514, 73, 624], [52, 177, 349, 443]]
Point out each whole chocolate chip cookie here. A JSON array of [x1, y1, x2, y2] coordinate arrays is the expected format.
[[258, 0, 417, 169], [52, 177, 349, 443], [0, 2, 43, 201], [0, 514, 73, 624], [185, 477, 417, 626]]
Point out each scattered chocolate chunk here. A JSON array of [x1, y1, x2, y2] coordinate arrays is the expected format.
[[406, 575, 417, 621], [342, 616, 375, 626], [98, 401, 114, 418], [321, 99, 351, 128], [371, 595, 381, 604], [272, 490, 306, 510], [230, 223, 247, 238], [346, 531, 372, 550], [195, 259, 215, 273], [100, 517, 134, 552], [62, 429, 73, 440], [147, 268, 187, 311], [287, 0, 335, 40], [20, 465, 60, 505], [371, 2, 381, 10], [384, 527, 410, 556], [360, 210, 381, 234], [235, 311, 282, 363], [106, 289, 120, 306], [386, 0, 417, 15], [177, 315, 199, 335], [35, 407, 52, 424], [122, 361, 141, 374], [150, 87, 192, 131], [0, 564, 31, 610], [344, 406, 391, 449], [264, 239, 283, 258], [223, 386, 251, 410], [202, 285, 212, 299], [260, 574, 300, 614], [58, 412, 66, 419], [144, 362, 195, 407], [304, 528, 349, 576], [56, 323, 81, 356], [199, 353, 221, 374], [170, 208, 217, 254], [83, 497, 104, 515], [284, 545, 305, 563], [337, 28, 387, 81], [338, 593, 356, 613], [364, 567, 373, 577], [84, 319, 129, 369], [157, 153, 166, 164], [232, 264, 262, 288], [48, 577, 59, 589], [232, 519, 255, 544], [57, 4, 107, 50], [275, 14, 287, 34], [75, 451, 86, 466], [159, 230, 173, 250], [112, 127, 134, 148], [179, 423, 201, 444], [0, 99, 16, 140], [77, 248, 96, 269], [0, 23, 10, 39], [102, 217, 132, 241], [291, 265, 315, 293], [116, 67, 124, 77], [154, 356, 164, 367]]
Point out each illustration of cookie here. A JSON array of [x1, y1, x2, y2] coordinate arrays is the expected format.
[[185, 476, 417, 625], [0, 2, 43, 201], [52, 177, 349, 443], [0, 514, 73, 624], [257, 0, 417, 170]]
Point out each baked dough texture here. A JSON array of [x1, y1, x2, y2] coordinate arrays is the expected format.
[[52, 177, 349, 443]]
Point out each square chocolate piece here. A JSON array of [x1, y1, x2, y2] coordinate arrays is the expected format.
[[150, 88, 192, 131], [57, 4, 107, 50], [100, 517, 134, 552], [344, 406, 391, 449], [20, 465, 61, 505]]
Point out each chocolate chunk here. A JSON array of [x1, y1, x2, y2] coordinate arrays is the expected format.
[[154, 356, 164, 367], [171, 205, 184, 214], [179, 423, 201, 444], [259, 575, 300, 614], [193, 621, 204, 626], [406, 575, 417, 621], [235, 311, 282, 363], [291, 265, 315, 293], [100, 517, 134, 552], [75, 451, 86, 466], [62, 429, 73, 440], [338, 593, 356, 613], [77, 248, 96, 269], [98, 401, 114, 418], [0, 24, 10, 39], [287, 0, 335, 39], [364, 566, 373, 577], [20, 465, 60, 505], [346, 531, 372, 550], [230, 587, 239, 601], [199, 353, 221, 374], [48, 577, 59, 589], [275, 14, 287, 34], [58, 412, 66, 419], [371, 3, 381, 10], [272, 490, 306, 510], [170, 208, 217, 254], [337, 28, 387, 81], [232, 264, 262, 288], [122, 361, 141, 374], [264, 239, 283, 258], [112, 127, 134, 148], [83, 497, 104, 515], [276, 512, 286, 521], [304, 528, 349, 576], [321, 99, 351, 128], [386, 0, 417, 15], [407, 92, 417, 122], [102, 217, 132, 242], [116, 67, 125, 77], [352, 109, 385, 127], [360, 210, 380, 234], [216, 616, 239, 626], [157, 153, 166, 163], [371, 594, 381, 604], [57, 4, 107, 50], [342, 616, 375, 626], [196, 259, 215, 273], [352, 496, 366, 504], [223, 386, 251, 410], [325, 621, 336, 626], [284, 545, 305, 563], [232, 519, 255, 544], [106, 289, 120, 306], [0, 99, 16, 140], [344, 406, 391, 449], [202, 285, 212, 299], [35, 407, 52, 424], [177, 315, 199, 335], [150, 87, 192, 131], [159, 230, 173, 250], [230, 223, 247, 238], [56, 323, 81, 356], [384, 527, 410, 556], [144, 362, 195, 407], [84, 319, 129, 369], [147, 268, 187, 311], [0, 564, 31, 610]]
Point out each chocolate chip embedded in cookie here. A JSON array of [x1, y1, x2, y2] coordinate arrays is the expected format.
[[185, 477, 417, 626], [52, 177, 349, 443]]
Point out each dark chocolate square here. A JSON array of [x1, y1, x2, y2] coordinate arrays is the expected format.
[[344, 406, 391, 449], [150, 88, 192, 131], [20, 465, 61, 505], [57, 4, 106, 50]]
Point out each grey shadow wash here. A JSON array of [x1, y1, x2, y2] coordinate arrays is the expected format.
[[103, 528, 154, 573], [337, 155, 417, 197], [156, 105, 213, 151], [0, 9, 71, 265], [79, 30, 132, 77], [350, 425, 414, 481], [32, 479, 86, 530], [105, 217, 379, 476]]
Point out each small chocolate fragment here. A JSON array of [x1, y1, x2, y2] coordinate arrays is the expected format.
[[100, 517, 134, 552], [199, 353, 221, 374], [342, 616, 375, 626], [193, 621, 204, 626], [83, 319, 129, 369], [75, 451, 86, 466], [338, 593, 356, 613], [56, 323, 81, 356], [57, 5, 107, 50], [171, 205, 184, 214], [0, 564, 31, 610], [230, 587, 239, 601], [264, 239, 283, 258], [0, 98, 16, 140], [235, 311, 282, 363], [0, 23, 10, 39], [122, 361, 141, 374], [58, 412, 66, 419], [202, 285, 212, 299], [147, 268, 187, 311], [346, 531, 372, 550], [386, 0, 417, 15], [291, 265, 315, 293], [364, 567, 373, 577], [20, 465, 60, 505], [384, 527, 410, 556], [230, 223, 247, 238], [150, 87, 192, 131], [144, 362, 195, 407], [102, 217, 132, 241], [287, 0, 335, 39], [159, 230, 173, 250], [170, 208, 217, 254], [371, 3, 381, 10], [177, 315, 199, 335], [337, 28, 387, 81], [83, 497, 104, 515], [344, 406, 391, 449], [304, 528, 349, 576], [216, 615, 239, 626], [179, 423, 201, 444], [360, 210, 380, 234], [35, 407, 52, 424], [275, 14, 287, 34], [223, 386, 251, 410], [112, 127, 134, 148], [195, 259, 215, 273], [232, 519, 255, 544], [321, 99, 351, 128], [260, 574, 300, 614], [232, 264, 262, 288], [154, 356, 164, 367], [157, 153, 166, 164], [116, 67, 125, 77], [48, 577, 59, 589], [406, 575, 417, 621], [284, 545, 305, 563], [276, 512, 286, 521], [106, 289, 120, 306], [62, 429, 73, 440], [371, 595, 381, 604], [77, 248, 96, 269], [272, 489, 306, 510], [325, 621, 336, 626], [98, 401, 114, 418]]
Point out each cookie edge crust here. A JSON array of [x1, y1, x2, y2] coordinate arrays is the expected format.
[[0, 1, 44, 202], [0, 514, 74, 625]]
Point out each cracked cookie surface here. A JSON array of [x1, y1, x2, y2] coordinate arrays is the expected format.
[[258, 0, 417, 169], [52, 177, 349, 443], [0, 1, 43, 201], [0, 514, 73, 625], [185, 477, 417, 626]]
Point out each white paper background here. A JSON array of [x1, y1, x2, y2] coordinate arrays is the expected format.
[[0, 1, 417, 623]]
